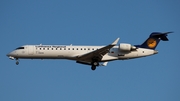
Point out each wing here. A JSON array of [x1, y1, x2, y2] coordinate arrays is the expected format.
[[77, 38, 120, 62]]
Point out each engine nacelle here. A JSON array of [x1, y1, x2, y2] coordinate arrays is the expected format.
[[119, 43, 136, 51]]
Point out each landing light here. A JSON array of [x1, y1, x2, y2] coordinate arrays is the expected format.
[[8, 56, 15, 60]]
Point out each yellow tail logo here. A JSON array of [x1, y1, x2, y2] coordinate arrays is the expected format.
[[146, 38, 157, 48]]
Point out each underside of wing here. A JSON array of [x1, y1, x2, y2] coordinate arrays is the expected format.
[[77, 38, 120, 62]]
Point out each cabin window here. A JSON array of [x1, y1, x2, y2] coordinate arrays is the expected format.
[[92, 48, 94, 50], [43, 48, 45, 50], [84, 48, 86, 50], [52, 48, 53, 50], [40, 48, 41, 50], [72, 48, 74, 50], [81, 48, 82, 50], [60, 48, 61, 50], [77, 48, 78, 50], [64, 48, 66, 50], [47, 48, 49, 50], [88, 48, 90, 50], [68, 48, 70, 50]]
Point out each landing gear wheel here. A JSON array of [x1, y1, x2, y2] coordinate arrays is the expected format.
[[16, 61, 19, 65], [91, 61, 99, 71], [15, 58, 19, 65], [91, 65, 96, 71]]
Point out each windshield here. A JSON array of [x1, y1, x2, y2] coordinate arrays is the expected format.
[[15, 47, 24, 50]]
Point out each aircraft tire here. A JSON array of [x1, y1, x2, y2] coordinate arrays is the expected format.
[[91, 65, 96, 71], [16, 61, 19, 65]]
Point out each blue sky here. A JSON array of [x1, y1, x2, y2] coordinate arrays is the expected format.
[[0, 0, 180, 101]]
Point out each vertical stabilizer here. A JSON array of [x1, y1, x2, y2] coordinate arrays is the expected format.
[[138, 32, 172, 49]]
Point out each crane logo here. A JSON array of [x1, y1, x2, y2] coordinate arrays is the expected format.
[[147, 38, 157, 48]]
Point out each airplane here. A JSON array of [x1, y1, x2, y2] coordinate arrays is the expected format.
[[6, 32, 172, 70]]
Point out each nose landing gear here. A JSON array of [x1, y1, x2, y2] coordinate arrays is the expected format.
[[16, 58, 19, 65]]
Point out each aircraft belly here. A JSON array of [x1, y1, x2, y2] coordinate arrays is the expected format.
[[118, 51, 138, 60], [101, 55, 118, 61], [117, 49, 155, 60]]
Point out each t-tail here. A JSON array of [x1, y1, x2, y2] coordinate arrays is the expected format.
[[137, 32, 172, 49]]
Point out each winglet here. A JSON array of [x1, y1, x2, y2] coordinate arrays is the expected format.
[[112, 38, 120, 45]]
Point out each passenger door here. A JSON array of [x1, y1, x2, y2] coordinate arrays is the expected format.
[[28, 45, 34, 55]]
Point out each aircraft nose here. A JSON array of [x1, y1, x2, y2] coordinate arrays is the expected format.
[[7, 52, 13, 57], [6, 53, 10, 57], [6, 51, 16, 57], [6, 51, 16, 60]]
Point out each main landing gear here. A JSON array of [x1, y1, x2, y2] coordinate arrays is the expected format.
[[91, 62, 99, 71], [16, 58, 19, 65], [91, 65, 96, 70]]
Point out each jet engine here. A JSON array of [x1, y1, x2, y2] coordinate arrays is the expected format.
[[119, 43, 137, 51]]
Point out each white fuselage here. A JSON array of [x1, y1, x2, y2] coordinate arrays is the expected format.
[[6, 32, 170, 70], [7, 45, 157, 62]]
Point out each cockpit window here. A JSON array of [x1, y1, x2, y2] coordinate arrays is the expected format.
[[15, 47, 24, 50]]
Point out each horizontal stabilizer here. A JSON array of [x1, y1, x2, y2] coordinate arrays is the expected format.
[[150, 32, 173, 41]]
